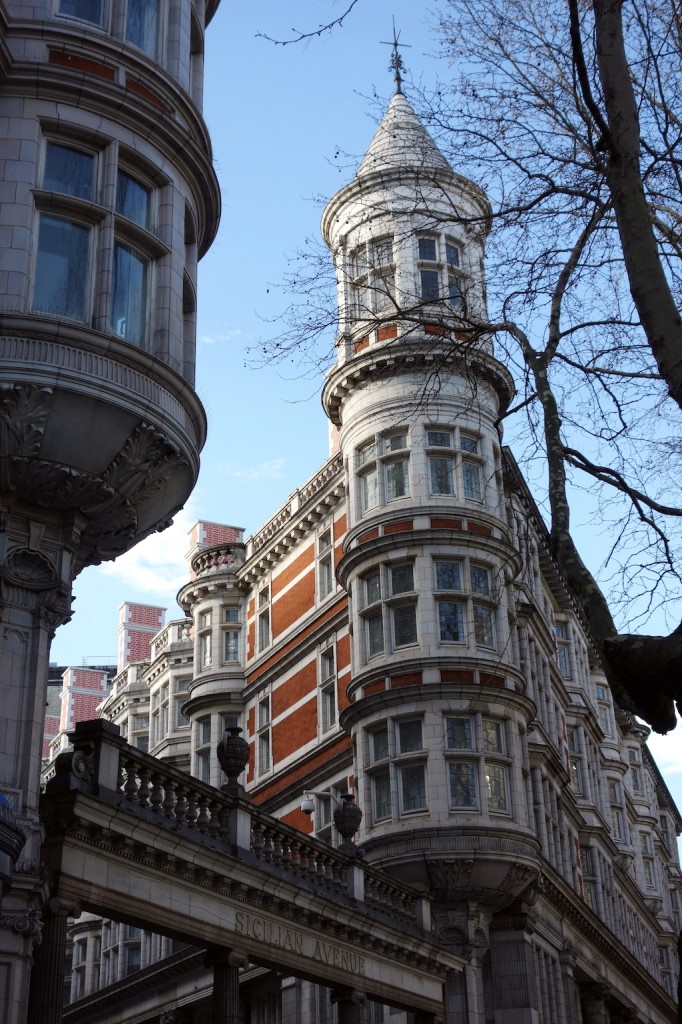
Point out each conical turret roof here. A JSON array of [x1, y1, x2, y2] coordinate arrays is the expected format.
[[356, 92, 452, 178]]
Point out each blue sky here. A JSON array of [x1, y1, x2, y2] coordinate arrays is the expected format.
[[50, 1, 682, 793]]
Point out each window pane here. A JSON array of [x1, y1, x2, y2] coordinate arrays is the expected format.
[[258, 699, 270, 728], [372, 727, 389, 762], [373, 769, 391, 820], [429, 457, 454, 494], [393, 604, 417, 647], [374, 271, 395, 312], [399, 719, 422, 753], [321, 649, 335, 680], [111, 243, 148, 346], [373, 238, 393, 265], [321, 684, 336, 732], [449, 762, 477, 807], [59, 0, 104, 24], [358, 442, 376, 467], [126, 0, 159, 57], [199, 716, 211, 745], [474, 605, 494, 646], [427, 431, 451, 447], [117, 171, 150, 228], [365, 571, 381, 605], [198, 752, 210, 783], [445, 242, 460, 267], [385, 459, 409, 500], [460, 434, 478, 453], [258, 610, 270, 651], [44, 142, 94, 199], [448, 274, 462, 308], [486, 763, 509, 812], [557, 646, 570, 677], [360, 468, 378, 511], [258, 733, 270, 774], [319, 554, 333, 598], [391, 564, 413, 595], [224, 608, 239, 623], [421, 269, 440, 300], [439, 601, 464, 642], [418, 237, 437, 261], [483, 719, 504, 753], [384, 432, 407, 452], [446, 717, 473, 749], [400, 764, 426, 811], [224, 631, 239, 661], [436, 561, 462, 590], [470, 565, 490, 595], [34, 215, 88, 320], [463, 461, 482, 499], [367, 612, 384, 656]]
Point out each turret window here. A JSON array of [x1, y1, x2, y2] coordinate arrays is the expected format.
[[360, 563, 418, 661], [59, 0, 104, 26], [418, 236, 464, 309], [445, 715, 511, 815], [435, 559, 496, 649], [351, 236, 395, 318], [366, 718, 427, 822], [356, 431, 410, 515], [426, 427, 485, 501]]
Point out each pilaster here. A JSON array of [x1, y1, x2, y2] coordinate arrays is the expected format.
[[26, 897, 79, 1024]]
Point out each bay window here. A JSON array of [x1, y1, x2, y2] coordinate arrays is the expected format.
[[33, 136, 167, 353]]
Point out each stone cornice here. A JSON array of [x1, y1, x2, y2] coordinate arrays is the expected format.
[[323, 341, 515, 427]]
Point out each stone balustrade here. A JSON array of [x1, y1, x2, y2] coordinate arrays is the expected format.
[[46, 720, 427, 932], [151, 619, 192, 659], [191, 543, 246, 579]]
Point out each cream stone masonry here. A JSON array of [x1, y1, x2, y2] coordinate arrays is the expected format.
[[0, 3, 221, 1022]]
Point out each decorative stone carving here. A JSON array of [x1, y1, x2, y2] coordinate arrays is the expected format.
[[103, 422, 185, 503], [2, 549, 57, 591], [217, 728, 250, 789], [0, 911, 42, 937], [0, 384, 51, 460]]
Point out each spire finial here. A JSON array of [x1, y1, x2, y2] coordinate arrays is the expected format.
[[381, 19, 411, 95]]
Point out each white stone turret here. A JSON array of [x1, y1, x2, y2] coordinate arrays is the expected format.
[[324, 90, 541, 924]]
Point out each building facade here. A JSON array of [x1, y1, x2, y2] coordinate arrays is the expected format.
[[57, 87, 682, 1023], [0, 2, 221, 1021]]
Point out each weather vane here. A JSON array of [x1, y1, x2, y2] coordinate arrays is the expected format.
[[380, 18, 411, 95]]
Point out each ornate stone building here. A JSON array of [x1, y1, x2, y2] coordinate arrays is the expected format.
[[0, 1, 221, 1021], [54, 83, 682, 1023]]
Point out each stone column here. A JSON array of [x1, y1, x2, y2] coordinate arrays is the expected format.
[[330, 987, 368, 1024], [26, 897, 79, 1024], [489, 913, 540, 1024], [443, 969, 468, 1024], [207, 949, 247, 1023], [581, 983, 610, 1024]]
